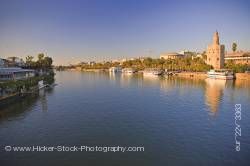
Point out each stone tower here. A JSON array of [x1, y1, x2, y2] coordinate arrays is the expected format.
[[206, 31, 225, 69]]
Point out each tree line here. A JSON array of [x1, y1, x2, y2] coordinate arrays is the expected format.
[[68, 57, 212, 72], [25, 53, 53, 70], [225, 60, 249, 73]]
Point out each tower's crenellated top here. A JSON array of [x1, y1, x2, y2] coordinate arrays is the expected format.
[[213, 31, 219, 45]]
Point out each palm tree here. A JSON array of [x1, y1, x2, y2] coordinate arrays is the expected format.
[[25, 56, 34, 68], [232, 42, 237, 52], [37, 53, 45, 69]]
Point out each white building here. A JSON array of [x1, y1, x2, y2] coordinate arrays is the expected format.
[[178, 50, 189, 55], [160, 52, 185, 60], [7, 57, 25, 67], [0, 67, 35, 81]]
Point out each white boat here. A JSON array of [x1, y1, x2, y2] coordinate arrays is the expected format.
[[143, 68, 163, 76], [38, 80, 46, 89], [109, 67, 122, 73], [122, 68, 136, 74], [207, 69, 235, 80]]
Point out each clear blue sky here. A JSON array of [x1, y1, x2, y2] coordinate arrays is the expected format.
[[0, 0, 250, 65]]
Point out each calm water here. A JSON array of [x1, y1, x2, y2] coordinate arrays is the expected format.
[[0, 71, 250, 165]]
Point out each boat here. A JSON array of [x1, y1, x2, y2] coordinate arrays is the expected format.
[[207, 69, 235, 80], [143, 68, 163, 76], [45, 83, 58, 89], [38, 80, 46, 89], [109, 67, 122, 73], [122, 68, 136, 74]]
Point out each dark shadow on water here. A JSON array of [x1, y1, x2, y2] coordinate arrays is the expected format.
[[0, 88, 55, 122], [0, 94, 39, 121]]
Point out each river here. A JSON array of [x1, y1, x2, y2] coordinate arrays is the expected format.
[[0, 71, 250, 165]]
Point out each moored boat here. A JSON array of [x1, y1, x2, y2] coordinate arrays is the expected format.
[[109, 67, 122, 73], [207, 69, 235, 80], [143, 68, 163, 76], [122, 68, 136, 74]]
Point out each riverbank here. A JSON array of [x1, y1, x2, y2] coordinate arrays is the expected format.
[[174, 72, 250, 80], [174, 72, 207, 79], [63, 69, 250, 81], [67, 68, 108, 72], [235, 73, 250, 80], [0, 72, 55, 106], [81, 69, 108, 72]]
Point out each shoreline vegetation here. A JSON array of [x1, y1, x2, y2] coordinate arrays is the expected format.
[[57, 56, 213, 72], [55, 57, 250, 80], [0, 54, 55, 105]]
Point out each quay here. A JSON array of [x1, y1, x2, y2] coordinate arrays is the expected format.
[[173, 72, 250, 80]]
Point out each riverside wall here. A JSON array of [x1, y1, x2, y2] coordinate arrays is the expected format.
[[175, 72, 250, 80], [235, 73, 250, 80], [175, 72, 207, 79]]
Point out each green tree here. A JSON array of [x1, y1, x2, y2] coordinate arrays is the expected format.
[[38, 53, 45, 61], [232, 42, 237, 52], [43, 56, 53, 68], [201, 51, 207, 60], [143, 58, 153, 68], [25, 55, 34, 68], [37, 53, 45, 69]]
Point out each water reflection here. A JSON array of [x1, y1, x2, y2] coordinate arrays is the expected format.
[[2, 72, 250, 121], [108, 72, 117, 81], [0, 94, 39, 121], [204, 79, 225, 115], [234, 79, 250, 96], [108, 72, 144, 88], [39, 89, 50, 112], [1, 71, 250, 165], [160, 77, 205, 92], [0, 87, 54, 121], [106, 73, 250, 116], [141, 75, 163, 88]]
